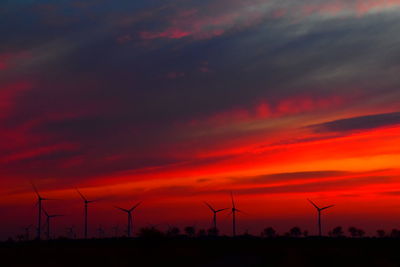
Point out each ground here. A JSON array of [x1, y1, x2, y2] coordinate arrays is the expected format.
[[1, 237, 400, 266]]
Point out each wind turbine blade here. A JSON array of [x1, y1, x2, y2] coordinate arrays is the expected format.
[[114, 206, 129, 213], [130, 201, 142, 212], [321, 204, 335, 210], [231, 192, 236, 209], [31, 182, 41, 198], [307, 199, 320, 210], [76, 188, 87, 201], [204, 202, 216, 212], [42, 208, 49, 217], [216, 208, 229, 213]]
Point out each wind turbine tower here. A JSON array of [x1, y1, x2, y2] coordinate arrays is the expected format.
[[32, 183, 52, 240], [204, 202, 228, 230], [114, 202, 141, 238], [77, 189, 96, 239], [308, 199, 334, 237], [230, 192, 241, 237], [43, 208, 63, 240]]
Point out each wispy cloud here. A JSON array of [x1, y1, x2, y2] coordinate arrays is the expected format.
[[309, 112, 400, 133]]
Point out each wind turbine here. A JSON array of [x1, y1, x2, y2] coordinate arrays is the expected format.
[[112, 225, 120, 237], [66, 226, 76, 239], [230, 192, 242, 237], [77, 188, 96, 239], [22, 224, 33, 241], [32, 183, 54, 240], [204, 202, 228, 230], [114, 202, 141, 238], [42, 208, 63, 240], [308, 199, 334, 237], [97, 225, 105, 238]]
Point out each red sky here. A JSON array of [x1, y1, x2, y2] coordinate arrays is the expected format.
[[1, 0, 400, 239]]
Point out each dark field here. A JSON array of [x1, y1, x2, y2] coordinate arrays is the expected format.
[[2, 238, 400, 267]]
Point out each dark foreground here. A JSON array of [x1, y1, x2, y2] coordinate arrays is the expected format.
[[1, 238, 400, 267]]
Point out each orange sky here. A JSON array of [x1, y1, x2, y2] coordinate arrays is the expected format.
[[2, 110, 400, 239]]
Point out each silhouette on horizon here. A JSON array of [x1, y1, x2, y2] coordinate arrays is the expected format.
[[77, 188, 96, 239], [43, 208, 63, 240], [66, 226, 76, 239], [204, 202, 228, 232], [114, 202, 141, 238], [230, 192, 242, 237], [32, 183, 55, 240], [308, 199, 334, 237]]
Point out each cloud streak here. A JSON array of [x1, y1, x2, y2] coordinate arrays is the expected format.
[[309, 112, 400, 133]]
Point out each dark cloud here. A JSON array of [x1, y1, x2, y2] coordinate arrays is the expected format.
[[122, 173, 392, 198], [229, 175, 392, 195], [232, 171, 349, 184], [2, 0, 400, 185], [309, 112, 400, 133]]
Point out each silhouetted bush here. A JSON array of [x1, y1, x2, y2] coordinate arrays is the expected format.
[[261, 227, 276, 238], [184, 226, 196, 237], [197, 229, 207, 237], [207, 227, 219, 237], [166, 227, 180, 237], [329, 226, 344, 238], [138, 227, 164, 239], [376, 229, 386, 238], [289, 227, 302, 238]]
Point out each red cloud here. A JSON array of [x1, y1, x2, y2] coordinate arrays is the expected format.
[[140, 28, 191, 40], [302, 0, 400, 17], [0, 143, 79, 164], [187, 95, 344, 127]]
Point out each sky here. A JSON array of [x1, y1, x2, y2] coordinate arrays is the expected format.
[[2, 0, 400, 239]]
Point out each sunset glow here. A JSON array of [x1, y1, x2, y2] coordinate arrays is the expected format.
[[1, 0, 400, 239]]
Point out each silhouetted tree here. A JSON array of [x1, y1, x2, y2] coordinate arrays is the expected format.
[[16, 234, 24, 242], [348, 227, 365, 238], [348, 227, 357, 238], [138, 227, 164, 239], [357, 228, 365, 238], [390, 229, 400, 238], [243, 229, 251, 237], [261, 227, 276, 238], [376, 229, 386, 238], [184, 226, 196, 237], [289, 227, 302, 238], [166, 227, 180, 237], [329, 226, 344, 238], [207, 227, 219, 237], [197, 229, 207, 237]]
